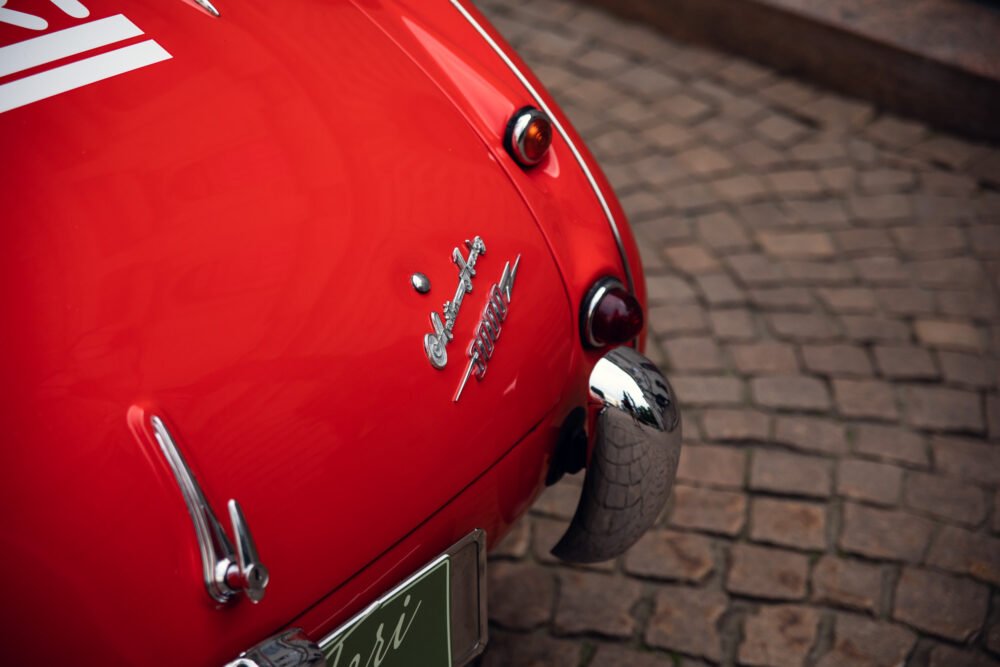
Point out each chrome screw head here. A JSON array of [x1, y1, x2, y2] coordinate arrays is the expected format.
[[411, 272, 431, 294]]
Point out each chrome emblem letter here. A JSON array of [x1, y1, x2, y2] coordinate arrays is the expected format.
[[423, 236, 486, 369], [454, 255, 520, 402]]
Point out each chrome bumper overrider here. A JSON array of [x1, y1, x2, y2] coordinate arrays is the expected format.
[[553, 347, 682, 563]]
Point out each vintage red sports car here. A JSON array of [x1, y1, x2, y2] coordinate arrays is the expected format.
[[0, 0, 681, 665]]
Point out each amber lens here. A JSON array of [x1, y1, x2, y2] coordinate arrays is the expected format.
[[592, 287, 643, 345], [522, 118, 552, 162]]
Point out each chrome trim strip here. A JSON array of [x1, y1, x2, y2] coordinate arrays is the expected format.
[[449, 0, 636, 294]]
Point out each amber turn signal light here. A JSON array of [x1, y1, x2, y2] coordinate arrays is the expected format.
[[505, 106, 552, 167], [582, 278, 644, 347]]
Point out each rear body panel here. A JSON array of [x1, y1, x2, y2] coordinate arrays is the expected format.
[[0, 1, 642, 664]]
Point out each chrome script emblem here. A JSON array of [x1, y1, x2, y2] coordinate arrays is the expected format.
[[455, 255, 520, 402], [424, 236, 487, 369]]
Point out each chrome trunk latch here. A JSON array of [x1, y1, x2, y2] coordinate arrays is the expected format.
[[150, 415, 269, 604]]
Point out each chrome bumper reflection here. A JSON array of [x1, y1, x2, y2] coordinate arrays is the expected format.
[[553, 347, 682, 563]]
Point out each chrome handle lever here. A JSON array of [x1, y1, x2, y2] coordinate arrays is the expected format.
[[225, 499, 269, 603], [150, 415, 269, 604]]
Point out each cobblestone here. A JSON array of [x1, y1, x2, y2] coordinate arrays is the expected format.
[[739, 605, 820, 667], [810, 556, 882, 613], [474, 1, 1000, 663], [893, 567, 989, 641], [727, 543, 810, 600]]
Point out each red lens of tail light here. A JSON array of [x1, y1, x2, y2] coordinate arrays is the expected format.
[[505, 107, 552, 167], [583, 279, 644, 347]]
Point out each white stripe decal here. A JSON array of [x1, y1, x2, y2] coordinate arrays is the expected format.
[[0, 14, 142, 79], [50, 0, 90, 19], [0, 39, 171, 113]]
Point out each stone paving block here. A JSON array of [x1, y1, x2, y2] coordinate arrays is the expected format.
[[915, 319, 984, 352], [928, 645, 1000, 667], [877, 287, 937, 316], [750, 449, 832, 498], [671, 375, 744, 407], [663, 337, 725, 372], [815, 614, 916, 667], [834, 228, 895, 254], [752, 376, 831, 411], [481, 632, 580, 667], [852, 256, 910, 284], [811, 557, 881, 613], [728, 253, 785, 285], [839, 502, 933, 562], [757, 231, 835, 259], [848, 193, 913, 223], [903, 471, 986, 526], [677, 444, 746, 488], [623, 529, 714, 583], [817, 287, 878, 313], [853, 424, 929, 467], [727, 543, 809, 600], [648, 304, 709, 337], [842, 315, 912, 343], [748, 287, 815, 311], [750, 497, 826, 550], [873, 345, 938, 380], [837, 458, 903, 505], [781, 260, 855, 286], [755, 114, 810, 147], [730, 342, 800, 375], [833, 379, 899, 421], [860, 168, 916, 193], [675, 145, 735, 176], [694, 273, 747, 306], [865, 115, 927, 149], [553, 571, 641, 638], [645, 585, 726, 662], [903, 385, 984, 432], [701, 409, 770, 442], [802, 344, 873, 377], [892, 226, 967, 257], [709, 308, 756, 340], [646, 274, 697, 304], [588, 645, 678, 667], [926, 525, 1000, 586], [932, 435, 1000, 485], [739, 604, 819, 667], [696, 211, 752, 251], [893, 567, 989, 641], [912, 258, 987, 288], [938, 351, 997, 389], [662, 244, 720, 274], [669, 484, 747, 536], [774, 415, 849, 455], [488, 561, 555, 630]]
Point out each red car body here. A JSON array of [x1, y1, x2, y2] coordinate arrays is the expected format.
[[0, 1, 679, 665]]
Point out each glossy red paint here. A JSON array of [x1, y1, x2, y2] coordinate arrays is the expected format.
[[0, 0, 644, 664]]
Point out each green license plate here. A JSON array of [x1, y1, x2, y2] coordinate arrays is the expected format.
[[322, 556, 452, 667]]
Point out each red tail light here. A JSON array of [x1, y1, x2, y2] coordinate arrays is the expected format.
[[583, 279, 643, 347]]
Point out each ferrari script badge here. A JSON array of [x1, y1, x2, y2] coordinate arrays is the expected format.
[[454, 255, 520, 402], [424, 236, 487, 369]]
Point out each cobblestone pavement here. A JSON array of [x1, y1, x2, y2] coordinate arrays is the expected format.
[[470, 0, 1000, 665]]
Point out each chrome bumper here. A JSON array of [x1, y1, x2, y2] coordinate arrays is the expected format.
[[553, 347, 682, 563]]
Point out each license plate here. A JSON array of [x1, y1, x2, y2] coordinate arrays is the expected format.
[[319, 530, 487, 667]]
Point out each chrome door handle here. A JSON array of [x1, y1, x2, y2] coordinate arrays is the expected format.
[[150, 415, 269, 604]]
